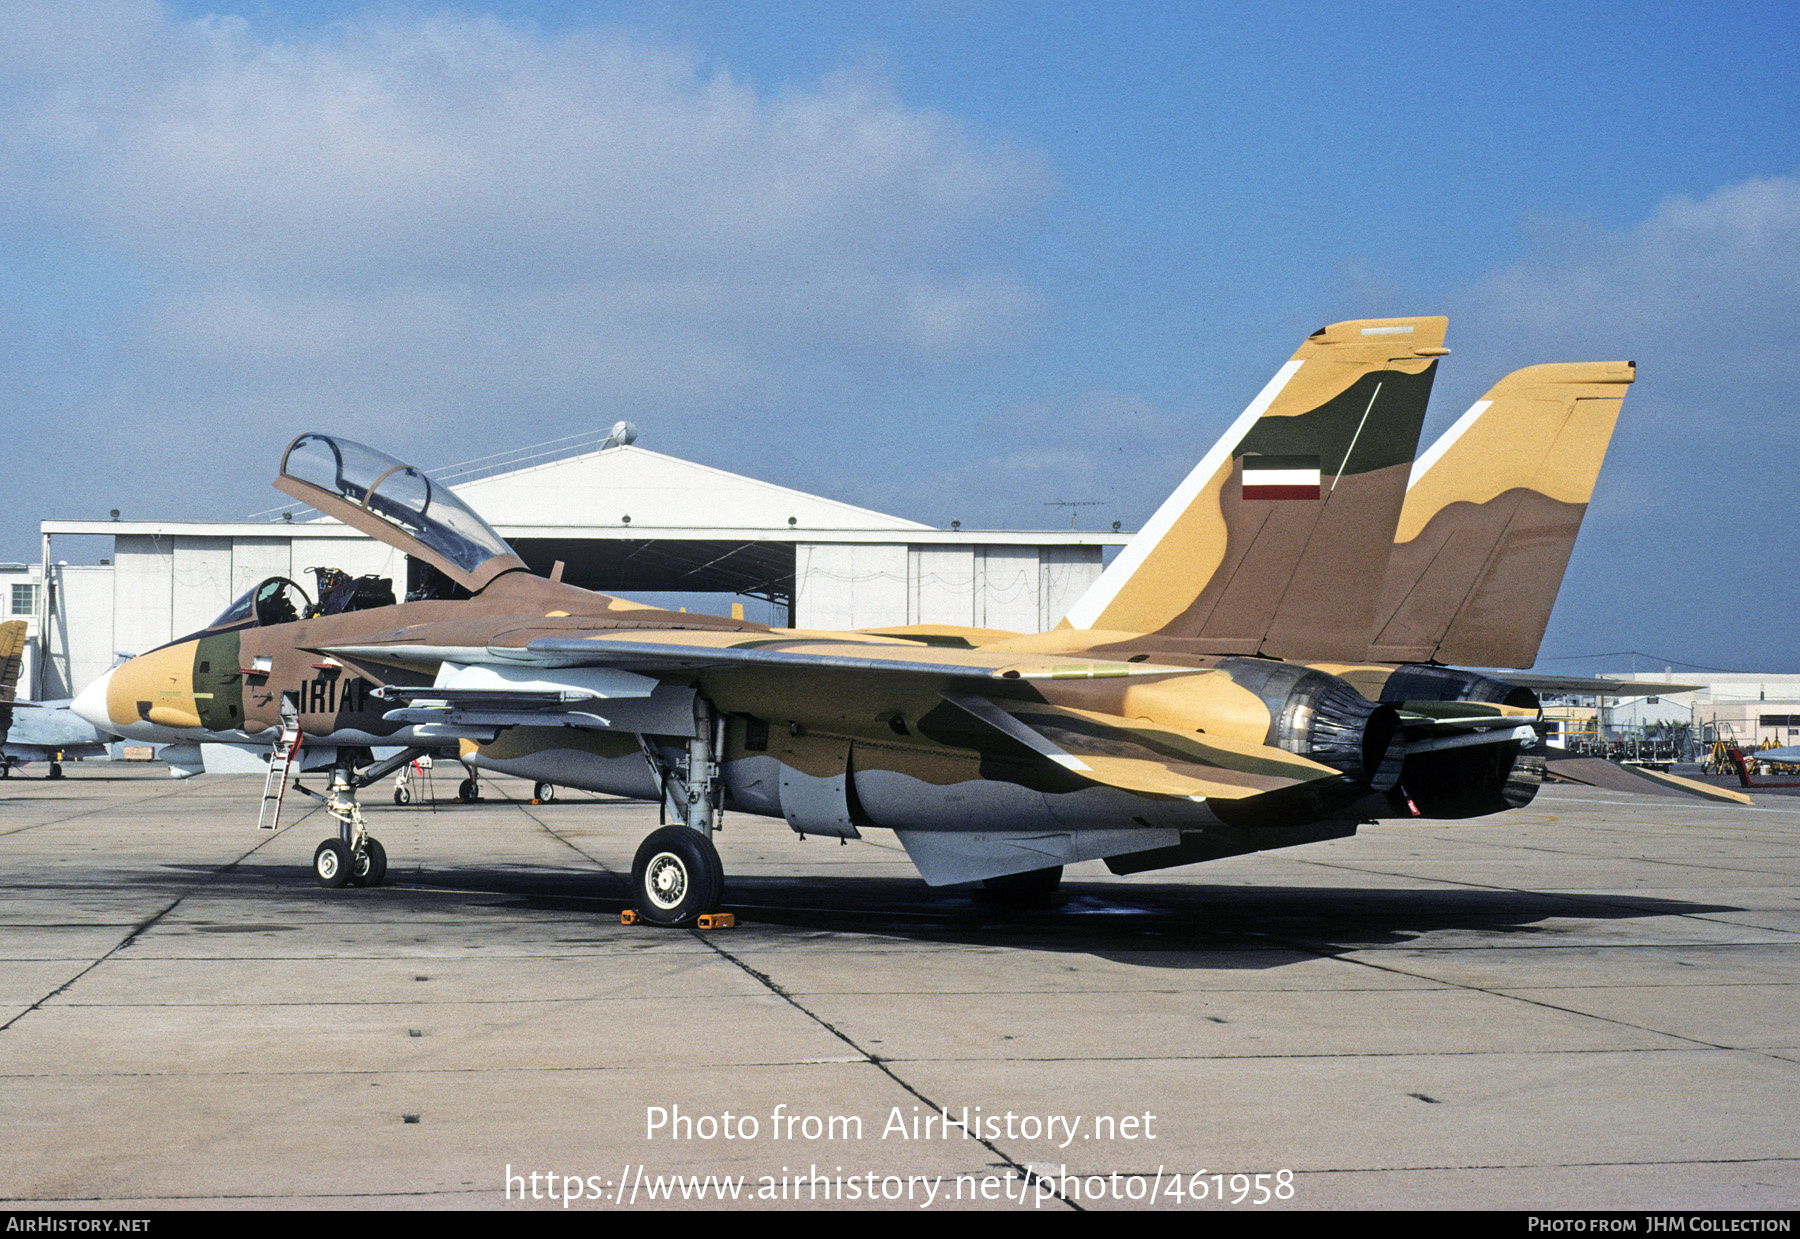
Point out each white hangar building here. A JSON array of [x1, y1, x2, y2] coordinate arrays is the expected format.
[[14, 437, 1126, 700]]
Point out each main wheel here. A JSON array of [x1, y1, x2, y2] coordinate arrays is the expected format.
[[980, 865, 1064, 907], [631, 826, 724, 927], [533, 781, 556, 803], [313, 839, 353, 888], [48, 762, 63, 779], [457, 777, 479, 803], [350, 837, 388, 887]]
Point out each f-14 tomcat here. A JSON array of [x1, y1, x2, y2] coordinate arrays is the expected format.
[[75, 317, 1597, 925]]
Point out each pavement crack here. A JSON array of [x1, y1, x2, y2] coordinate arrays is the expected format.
[[0, 805, 314, 1034], [692, 932, 1084, 1211], [0, 781, 199, 838], [504, 789, 620, 876]]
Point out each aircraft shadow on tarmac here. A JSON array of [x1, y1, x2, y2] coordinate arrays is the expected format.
[[147, 860, 1740, 971]]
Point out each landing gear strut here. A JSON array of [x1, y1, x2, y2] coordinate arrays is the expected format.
[[294, 748, 425, 891], [629, 697, 727, 927]]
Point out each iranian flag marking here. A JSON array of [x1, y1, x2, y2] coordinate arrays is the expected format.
[[1241, 454, 1321, 500]]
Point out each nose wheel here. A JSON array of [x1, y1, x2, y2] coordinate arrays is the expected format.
[[350, 837, 388, 887], [312, 836, 388, 887], [630, 826, 724, 927]]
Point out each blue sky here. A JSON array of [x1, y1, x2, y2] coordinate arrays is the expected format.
[[3, 1, 1797, 669]]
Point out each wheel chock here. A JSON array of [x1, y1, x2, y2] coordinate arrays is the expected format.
[[620, 910, 734, 928]]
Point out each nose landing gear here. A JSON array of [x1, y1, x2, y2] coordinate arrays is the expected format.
[[293, 748, 425, 890], [305, 763, 387, 888]]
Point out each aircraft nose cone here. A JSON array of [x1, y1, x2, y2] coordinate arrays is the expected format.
[[72, 668, 115, 731]]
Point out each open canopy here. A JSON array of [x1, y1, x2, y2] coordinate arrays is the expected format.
[[276, 433, 527, 591]]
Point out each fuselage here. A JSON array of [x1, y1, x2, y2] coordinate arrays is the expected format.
[[73, 568, 1395, 845]]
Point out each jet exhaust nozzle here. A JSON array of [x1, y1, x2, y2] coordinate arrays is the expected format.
[[1221, 659, 1404, 791]]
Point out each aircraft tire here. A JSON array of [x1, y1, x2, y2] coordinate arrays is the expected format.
[[458, 778, 479, 803], [313, 839, 353, 889], [350, 838, 388, 887], [631, 826, 724, 927], [393, 785, 411, 806], [48, 762, 63, 780], [533, 781, 556, 803], [979, 865, 1064, 907]]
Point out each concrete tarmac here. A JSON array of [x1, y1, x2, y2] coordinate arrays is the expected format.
[[1, 765, 1797, 1211]]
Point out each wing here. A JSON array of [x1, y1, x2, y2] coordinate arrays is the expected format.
[[322, 633, 1197, 682]]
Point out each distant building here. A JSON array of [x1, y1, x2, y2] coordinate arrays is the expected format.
[[24, 439, 1126, 700], [1610, 672, 1800, 749]]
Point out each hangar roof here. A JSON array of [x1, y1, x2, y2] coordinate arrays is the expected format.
[[445, 443, 929, 532]]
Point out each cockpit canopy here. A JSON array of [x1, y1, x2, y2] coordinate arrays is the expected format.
[[276, 434, 526, 591], [210, 577, 311, 630]]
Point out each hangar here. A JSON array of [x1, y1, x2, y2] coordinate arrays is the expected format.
[[11, 433, 1125, 700]]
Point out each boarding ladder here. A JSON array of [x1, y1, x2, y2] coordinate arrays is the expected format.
[[257, 701, 303, 831]]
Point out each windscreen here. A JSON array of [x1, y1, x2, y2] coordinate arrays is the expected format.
[[281, 434, 517, 573], [207, 578, 310, 630]]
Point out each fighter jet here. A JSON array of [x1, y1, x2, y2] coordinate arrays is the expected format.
[[72, 317, 1555, 924], [0, 621, 114, 778]]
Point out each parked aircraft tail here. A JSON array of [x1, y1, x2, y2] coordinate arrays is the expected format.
[[1368, 361, 1633, 668], [0, 620, 22, 703], [0, 620, 25, 740], [1063, 317, 1447, 660]]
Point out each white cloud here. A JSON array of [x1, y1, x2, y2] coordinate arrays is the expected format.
[[1436, 174, 1800, 667], [1452, 175, 1800, 415], [0, 3, 1050, 433]]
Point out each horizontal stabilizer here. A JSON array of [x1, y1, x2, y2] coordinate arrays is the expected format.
[[1501, 674, 1703, 697], [1545, 755, 1751, 806], [936, 692, 1334, 801]]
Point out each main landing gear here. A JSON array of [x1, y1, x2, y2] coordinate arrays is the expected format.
[[628, 697, 728, 928], [632, 826, 724, 926], [532, 780, 557, 803]]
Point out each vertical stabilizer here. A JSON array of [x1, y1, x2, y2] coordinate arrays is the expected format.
[[1370, 361, 1633, 668], [0, 619, 25, 741], [1064, 317, 1447, 661]]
